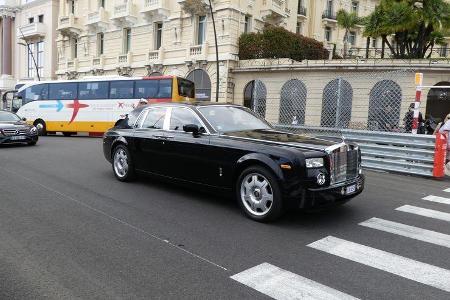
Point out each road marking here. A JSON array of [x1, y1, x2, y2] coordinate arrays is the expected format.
[[230, 263, 359, 300], [422, 195, 450, 205], [443, 188, 450, 193], [308, 236, 450, 293], [359, 218, 450, 249], [396, 205, 450, 222]]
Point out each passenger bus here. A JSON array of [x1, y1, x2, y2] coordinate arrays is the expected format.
[[15, 76, 195, 135]]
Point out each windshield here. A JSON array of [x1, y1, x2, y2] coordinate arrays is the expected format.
[[0, 111, 21, 122], [198, 106, 272, 133]]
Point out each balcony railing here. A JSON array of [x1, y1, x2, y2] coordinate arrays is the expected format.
[[190, 45, 202, 56], [261, 0, 287, 19], [111, 0, 137, 25], [57, 14, 82, 36], [87, 8, 109, 26], [17, 22, 46, 39], [141, 0, 170, 18], [322, 10, 337, 20], [118, 52, 133, 66]]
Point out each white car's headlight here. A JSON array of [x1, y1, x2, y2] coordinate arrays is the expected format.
[[306, 158, 324, 168]]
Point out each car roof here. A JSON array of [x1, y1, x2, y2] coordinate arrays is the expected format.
[[146, 101, 238, 108]]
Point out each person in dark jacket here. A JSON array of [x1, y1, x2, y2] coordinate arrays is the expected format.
[[404, 103, 424, 133]]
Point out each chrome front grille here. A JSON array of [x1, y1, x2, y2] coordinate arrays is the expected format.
[[2, 128, 27, 136], [329, 145, 359, 184]]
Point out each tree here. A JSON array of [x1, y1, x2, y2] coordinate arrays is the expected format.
[[363, 0, 450, 59], [336, 10, 361, 58], [180, 0, 208, 16]]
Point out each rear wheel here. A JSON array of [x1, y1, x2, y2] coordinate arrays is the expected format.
[[112, 145, 136, 182], [236, 166, 284, 222], [34, 120, 47, 136], [63, 132, 75, 137]]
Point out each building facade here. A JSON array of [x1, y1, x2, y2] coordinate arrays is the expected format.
[[53, 0, 382, 102], [0, 0, 59, 92]]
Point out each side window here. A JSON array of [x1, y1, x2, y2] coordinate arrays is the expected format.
[[24, 84, 48, 103], [169, 108, 202, 131], [158, 79, 172, 98], [140, 108, 167, 129], [135, 80, 158, 99], [78, 81, 109, 100], [49, 83, 78, 100], [110, 81, 134, 99]]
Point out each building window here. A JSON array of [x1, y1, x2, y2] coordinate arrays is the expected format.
[[27, 43, 35, 78], [197, 15, 206, 45], [69, 0, 75, 14], [155, 23, 163, 50], [348, 31, 356, 46], [72, 38, 78, 59], [28, 17, 34, 24], [296, 22, 302, 34], [37, 41, 44, 77], [325, 26, 332, 42], [326, 0, 334, 15], [372, 38, 377, 48], [38, 15, 44, 23], [123, 28, 131, 54], [351, 1, 359, 14], [99, 0, 106, 8], [440, 44, 448, 57], [97, 33, 104, 56], [244, 15, 252, 33]]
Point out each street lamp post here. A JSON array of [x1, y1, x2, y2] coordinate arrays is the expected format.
[[208, 0, 219, 102], [18, 28, 40, 81]]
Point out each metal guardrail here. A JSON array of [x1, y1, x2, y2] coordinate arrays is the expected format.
[[275, 125, 436, 177]]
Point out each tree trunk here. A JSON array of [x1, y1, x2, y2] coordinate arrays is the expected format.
[[381, 39, 385, 58], [366, 37, 370, 58]]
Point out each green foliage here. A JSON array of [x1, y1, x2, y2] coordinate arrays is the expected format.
[[238, 26, 329, 61], [363, 0, 450, 58], [181, 0, 208, 16]]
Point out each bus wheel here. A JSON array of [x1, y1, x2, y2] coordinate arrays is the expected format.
[[63, 132, 75, 137], [34, 120, 47, 136]]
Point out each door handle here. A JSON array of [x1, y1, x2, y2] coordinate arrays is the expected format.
[[165, 136, 174, 140], [152, 135, 166, 139]]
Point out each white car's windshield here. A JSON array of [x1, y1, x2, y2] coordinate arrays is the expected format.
[[198, 106, 272, 133], [0, 111, 20, 122]]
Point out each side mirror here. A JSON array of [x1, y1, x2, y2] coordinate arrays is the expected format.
[[183, 124, 199, 136]]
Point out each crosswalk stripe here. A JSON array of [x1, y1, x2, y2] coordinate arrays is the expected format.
[[396, 205, 450, 222], [359, 217, 450, 249], [308, 236, 450, 293], [443, 188, 450, 193], [230, 262, 359, 300], [422, 195, 450, 205]]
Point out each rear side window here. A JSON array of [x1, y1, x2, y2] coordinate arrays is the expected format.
[[23, 83, 48, 103], [110, 81, 134, 99], [135, 79, 173, 99], [140, 108, 167, 129], [78, 81, 109, 100], [49, 83, 78, 100]]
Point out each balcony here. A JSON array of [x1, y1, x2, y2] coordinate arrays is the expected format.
[[117, 52, 133, 66], [141, 0, 170, 21], [111, 0, 137, 27], [86, 7, 109, 32], [186, 43, 209, 62], [147, 48, 164, 65], [66, 58, 79, 71], [57, 14, 82, 36], [91, 55, 105, 69], [261, 0, 288, 23], [0, 0, 17, 7], [17, 23, 46, 39], [322, 10, 337, 23], [297, 6, 307, 20]]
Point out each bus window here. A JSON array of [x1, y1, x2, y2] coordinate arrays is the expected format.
[[178, 78, 195, 98], [49, 83, 78, 100], [110, 81, 134, 99], [23, 83, 48, 103], [79, 81, 109, 100], [158, 79, 172, 98], [135, 80, 159, 98]]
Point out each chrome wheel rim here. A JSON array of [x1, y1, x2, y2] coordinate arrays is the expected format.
[[113, 148, 129, 178], [240, 173, 273, 216]]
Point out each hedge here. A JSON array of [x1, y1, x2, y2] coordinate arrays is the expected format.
[[239, 26, 329, 61]]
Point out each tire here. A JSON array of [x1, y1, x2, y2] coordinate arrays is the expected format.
[[63, 132, 75, 137], [34, 120, 47, 136], [112, 145, 136, 182], [236, 166, 284, 222]]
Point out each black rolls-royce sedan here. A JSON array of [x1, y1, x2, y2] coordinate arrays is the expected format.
[[0, 110, 38, 146], [103, 102, 364, 222]]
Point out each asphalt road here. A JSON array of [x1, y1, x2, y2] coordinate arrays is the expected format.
[[1, 136, 450, 300]]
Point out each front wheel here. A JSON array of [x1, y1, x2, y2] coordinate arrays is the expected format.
[[112, 145, 136, 182], [34, 120, 47, 136], [236, 166, 284, 222]]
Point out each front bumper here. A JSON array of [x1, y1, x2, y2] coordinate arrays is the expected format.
[[0, 135, 38, 145], [298, 175, 365, 209]]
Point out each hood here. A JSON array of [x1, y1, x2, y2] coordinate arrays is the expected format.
[[0, 121, 29, 129], [222, 129, 339, 151]]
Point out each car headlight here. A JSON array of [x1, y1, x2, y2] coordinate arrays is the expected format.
[[306, 158, 324, 168]]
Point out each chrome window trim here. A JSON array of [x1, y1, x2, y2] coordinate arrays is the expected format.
[[166, 106, 211, 135], [135, 106, 169, 130]]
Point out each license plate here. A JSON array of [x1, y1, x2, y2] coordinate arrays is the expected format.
[[11, 136, 26, 141], [346, 184, 357, 195]]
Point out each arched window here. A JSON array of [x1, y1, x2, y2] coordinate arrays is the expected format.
[[368, 80, 402, 131], [243, 80, 267, 118], [321, 79, 353, 128], [426, 81, 450, 123], [149, 71, 163, 77], [187, 69, 211, 101], [279, 79, 307, 125]]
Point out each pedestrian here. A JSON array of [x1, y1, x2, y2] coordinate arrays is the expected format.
[[403, 103, 424, 133], [435, 113, 450, 175]]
